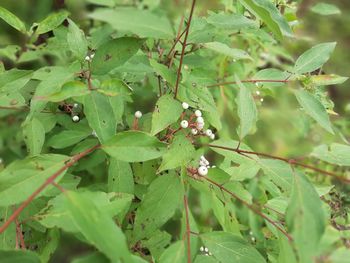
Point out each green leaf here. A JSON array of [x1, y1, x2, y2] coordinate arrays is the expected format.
[[0, 7, 26, 33], [294, 89, 334, 134], [134, 174, 183, 240], [89, 8, 174, 39], [237, 79, 258, 139], [102, 131, 166, 162], [159, 241, 186, 263], [311, 3, 341, 16], [108, 158, 134, 194], [44, 81, 90, 102], [64, 191, 133, 262], [311, 143, 350, 166], [38, 191, 132, 233], [22, 117, 45, 156], [203, 42, 252, 60], [91, 37, 143, 75], [151, 94, 183, 135], [259, 159, 293, 192], [0, 154, 69, 206], [97, 79, 132, 97], [67, 19, 88, 61], [238, 0, 292, 40], [47, 130, 91, 149], [200, 231, 266, 263], [83, 92, 117, 143], [0, 207, 16, 249], [0, 250, 41, 263], [309, 74, 348, 86], [159, 133, 195, 172], [253, 68, 290, 87], [294, 42, 336, 74], [206, 13, 258, 30], [71, 252, 109, 263], [286, 173, 326, 263], [149, 59, 176, 87], [36, 10, 69, 34]]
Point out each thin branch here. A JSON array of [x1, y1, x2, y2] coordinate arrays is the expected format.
[[199, 175, 293, 241], [207, 79, 290, 88], [166, 15, 186, 61], [15, 218, 26, 250], [183, 195, 191, 263], [174, 0, 197, 99], [207, 144, 350, 184], [0, 144, 100, 234]]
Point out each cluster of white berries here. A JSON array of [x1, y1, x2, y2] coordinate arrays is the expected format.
[[134, 111, 142, 119], [199, 246, 212, 256], [180, 102, 216, 140], [85, 53, 95, 62], [197, 155, 210, 176]]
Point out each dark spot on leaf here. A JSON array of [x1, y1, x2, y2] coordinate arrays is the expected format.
[[104, 54, 112, 61]]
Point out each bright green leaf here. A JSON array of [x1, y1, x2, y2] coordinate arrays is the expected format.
[[311, 143, 350, 166], [0, 6, 26, 33], [36, 10, 69, 34], [22, 117, 45, 156]]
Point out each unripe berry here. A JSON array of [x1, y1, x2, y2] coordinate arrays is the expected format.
[[197, 122, 204, 130], [135, 111, 142, 119], [198, 166, 208, 176], [191, 128, 198, 135], [195, 110, 202, 117], [182, 102, 189, 109], [196, 117, 204, 124], [205, 129, 213, 137], [72, 115, 80, 122], [180, 120, 189, 128]]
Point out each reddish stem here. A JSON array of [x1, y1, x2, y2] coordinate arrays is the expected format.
[[174, 0, 197, 99], [0, 144, 100, 234], [207, 144, 350, 183], [200, 175, 293, 241], [183, 195, 192, 263]]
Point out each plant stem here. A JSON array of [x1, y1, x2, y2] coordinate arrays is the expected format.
[[207, 79, 290, 88], [0, 144, 100, 234], [183, 195, 192, 263], [174, 0, 197, 99], [207, 144, 350, 183]]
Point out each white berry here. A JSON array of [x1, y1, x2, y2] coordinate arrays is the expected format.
[[180, 120, 189, 129], [90, 53, 95, 59], [135, 111, 142, 119], [256, 90, 260, 95], [191, 128, 198, 135], [198, 166, 208, 176], [210, 133, 215, 140], [196, 117, 204, 124], [205, 129, 213, 137], [199, 246, 204, 252], [204, 247, 209, 253], [260, 98, 264, 102], [85, 55, 91, 61], [195, 110, 202, 117], [182, 102, 189, 109], [72, 115, 80, 122]]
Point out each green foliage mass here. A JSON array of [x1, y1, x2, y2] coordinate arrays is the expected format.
[[0, 0, 349, 262]]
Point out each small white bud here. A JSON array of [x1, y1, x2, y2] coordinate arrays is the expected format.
[[191, 128, 198, 135], [205, 129, 213, 137], [199, 246, 204, 252], [255, 82, 259, 87], [72, 115, 80, 122], [208, 252, 212, 256], [91, 130, 98, 137], [85, 56, 91, 61], [135, 111, 142, 119], [90, 53, 95, 59], [256, 90, 260, 95], [195, 110, 202, 117], [210, 133, 215, 140], [73, 103, 79, 108], [180, 120, 189, 129], [197, 122, 204, 130], [204, 247, 209, 253], [198, 166, 208, 176], [184, 65, 189, 70], [211, 165, 216, 168], [260, 98, 264, 102], [182, 102, 189, 109], [196, 117, 204, 124]]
